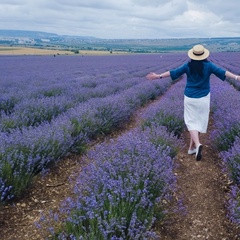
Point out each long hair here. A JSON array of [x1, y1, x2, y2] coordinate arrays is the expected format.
[[188, 59, 207, 77]]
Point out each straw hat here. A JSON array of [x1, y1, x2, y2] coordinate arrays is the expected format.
[[188, 44, 210, 60]]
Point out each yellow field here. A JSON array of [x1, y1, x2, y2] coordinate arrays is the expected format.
[[0, 46, 75, 55], [0, 46, 129, 56]]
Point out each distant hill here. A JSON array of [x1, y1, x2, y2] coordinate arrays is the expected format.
[[0, 29, 240, 53], [0, 30, 59, 38], [0, 29, 97, 39]]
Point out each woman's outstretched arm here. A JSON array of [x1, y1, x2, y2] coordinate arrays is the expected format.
[[146, 71, 170, 80], [225, 71, 239, 81]]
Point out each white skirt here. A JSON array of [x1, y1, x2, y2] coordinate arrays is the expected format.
[[184, 93, 210, 133]]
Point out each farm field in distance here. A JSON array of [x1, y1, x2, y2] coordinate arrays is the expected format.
[[0, 46, 75, 55], [0, 46, 127, 56]]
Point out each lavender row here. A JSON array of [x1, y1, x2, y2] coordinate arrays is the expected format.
[[0, 78, 146, 132], [45, 126, 182, 239], [210, 77, 240, 225], [39, 80, 185, 239], [210, 77, 240, 151]]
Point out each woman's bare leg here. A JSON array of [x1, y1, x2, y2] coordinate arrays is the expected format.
[[189, 136, 194, 150], [189, 130, 203, 160], [189, 130, 200, 147]]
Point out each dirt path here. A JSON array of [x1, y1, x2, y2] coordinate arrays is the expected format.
[[1, 97, 240, 239], [157, 118, 240, 239]]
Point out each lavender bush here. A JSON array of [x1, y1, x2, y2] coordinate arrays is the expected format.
[[141, 78, 185, 138], [210, 74, 240, 225], [0, 96, 73, 131], [211, 77, 240, 151], [220, 137, 240, 185], [0, 118, 76, 200], [221, 139, 240, 225], [44, 125, 182, 239], [227, 185, 240, 226]]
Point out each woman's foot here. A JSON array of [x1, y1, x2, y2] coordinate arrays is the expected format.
[[196, 144, 203, 161], [188, 148, 196, 155]]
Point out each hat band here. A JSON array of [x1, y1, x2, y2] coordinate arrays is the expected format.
[[193, 51, 204, 56]]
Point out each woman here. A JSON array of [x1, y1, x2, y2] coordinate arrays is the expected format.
[[146, 44, 239, 161]]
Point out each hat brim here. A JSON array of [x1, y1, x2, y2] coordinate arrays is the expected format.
[[188, 48, 210, 60]]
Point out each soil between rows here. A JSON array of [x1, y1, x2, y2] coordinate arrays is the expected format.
[[156, 118, 240, 240], [1, 95, 240, 240]]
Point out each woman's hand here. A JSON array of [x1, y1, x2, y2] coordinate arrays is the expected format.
[[146, 72, 159, 80]]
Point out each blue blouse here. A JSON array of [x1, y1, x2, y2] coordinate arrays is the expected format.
[[170, 61, 226, 98]]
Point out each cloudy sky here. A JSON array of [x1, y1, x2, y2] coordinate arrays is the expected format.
[[0, 0, 239, 39]]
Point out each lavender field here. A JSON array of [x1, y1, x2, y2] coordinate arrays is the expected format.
[[0, 53, 186, 202], [1, 52, 240, 238]]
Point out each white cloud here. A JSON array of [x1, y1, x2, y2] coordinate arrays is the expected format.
[[0, 0, 239, 38]]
